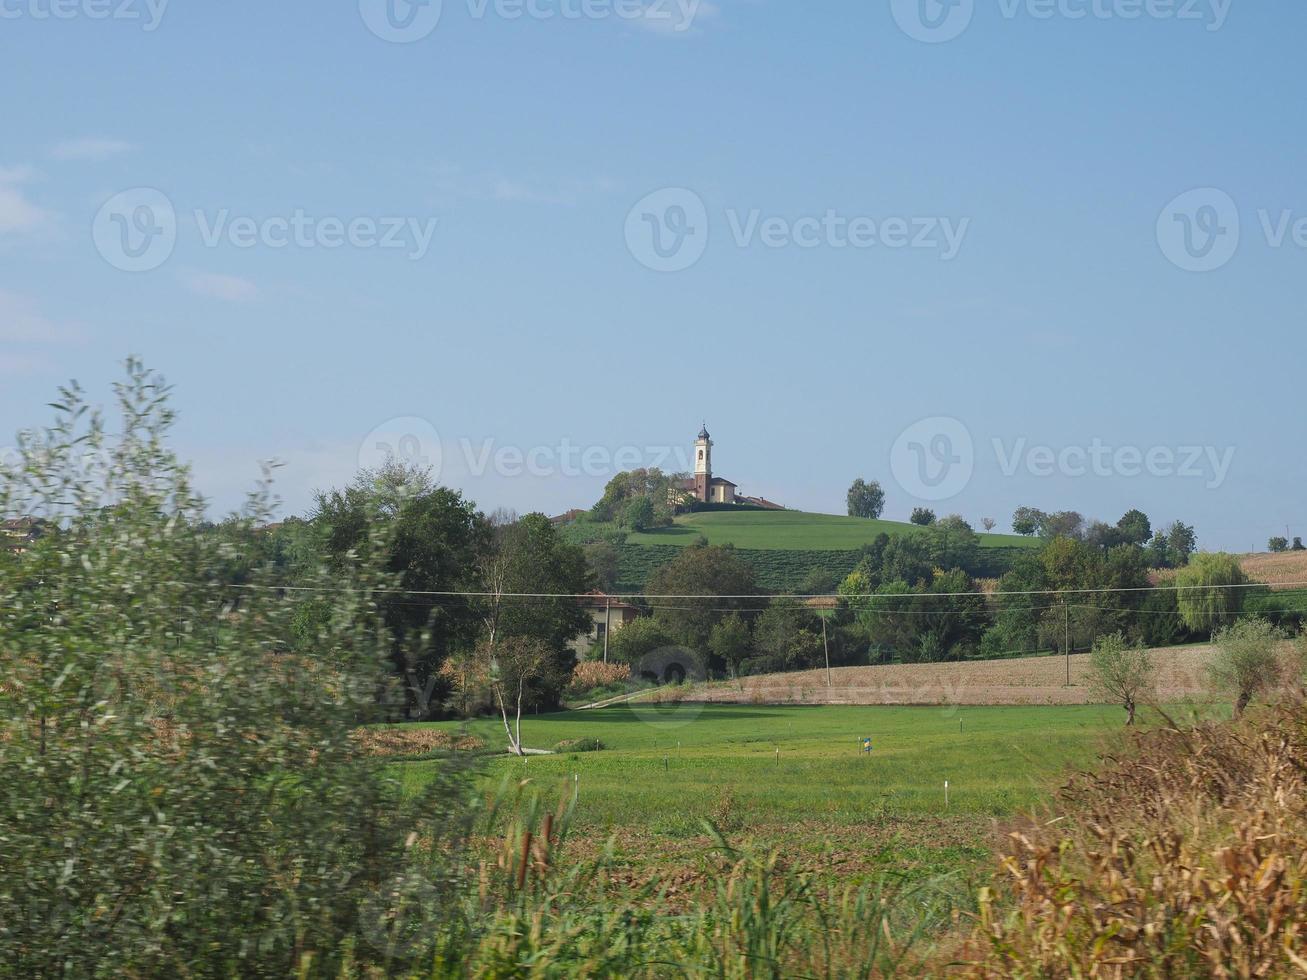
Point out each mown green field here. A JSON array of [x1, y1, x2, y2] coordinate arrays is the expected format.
[[398, 704, 1120, 884], [624, 509, 1036, 553], [566, 509, 1042, 591]]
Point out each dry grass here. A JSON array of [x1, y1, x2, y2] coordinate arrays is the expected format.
[[960, 700, 1307, 977], [350, 727, 484, 757], [682, 646, 1219, 707], [1240, 550, 1307, 588]]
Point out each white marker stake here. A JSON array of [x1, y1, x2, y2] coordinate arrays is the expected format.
[[945, 780, 950, 809], [573, 773, 579, 806]]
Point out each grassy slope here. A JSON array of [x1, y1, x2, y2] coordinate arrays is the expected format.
[[590, 510, 1038, 592], [401, 704, 1117, 884], [625, 509, 1036, 552]]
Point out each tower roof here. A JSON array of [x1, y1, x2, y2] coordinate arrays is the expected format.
[[697, 423, 710, 440]]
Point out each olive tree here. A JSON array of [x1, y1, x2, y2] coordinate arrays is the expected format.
[[1086, 632, 1156, 725]]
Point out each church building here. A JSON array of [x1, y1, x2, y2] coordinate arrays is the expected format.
[[674, 424, 737, 504], [670, 425, 786, 510]]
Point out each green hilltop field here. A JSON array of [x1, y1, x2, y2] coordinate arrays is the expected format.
[[565, 509, 1040, 593], [625, 509, 1034, 552]]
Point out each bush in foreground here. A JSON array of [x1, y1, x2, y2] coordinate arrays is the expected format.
[[966, 701, 1307, 976], [0, 365, 475, 977]]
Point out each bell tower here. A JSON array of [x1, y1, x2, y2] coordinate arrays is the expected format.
[[693, 423, 712, 502]]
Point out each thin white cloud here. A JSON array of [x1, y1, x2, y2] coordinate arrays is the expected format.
[[0, 288, 84, 343], [49, 138, 136, 162], [0, 166, 52, 236], [182, 271, 259, 303]]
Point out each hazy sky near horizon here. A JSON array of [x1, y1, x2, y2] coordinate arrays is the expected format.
[[1, 0, 1304, 550]]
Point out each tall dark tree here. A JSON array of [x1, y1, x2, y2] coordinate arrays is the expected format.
[[646, 543, 759, 663], [314, 462, 488, 718], [1116, 509, 1152, 547]]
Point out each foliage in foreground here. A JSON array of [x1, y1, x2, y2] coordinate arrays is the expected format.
[[363, 781, 967, 979], [0, 364, 474, 977], [966, 696, 1307, 977]]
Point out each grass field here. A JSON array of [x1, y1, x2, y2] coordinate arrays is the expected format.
[[624, 509, 1036, 553], [399, 703, 1123, 887], [573, 509, 1041, 591]]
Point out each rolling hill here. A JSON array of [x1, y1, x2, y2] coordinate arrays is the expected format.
[[566, 509, 1040, 593], [624, 509, 1035, 552]]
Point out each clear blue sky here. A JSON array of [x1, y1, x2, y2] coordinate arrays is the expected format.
[[1, 0, 1302, 550]]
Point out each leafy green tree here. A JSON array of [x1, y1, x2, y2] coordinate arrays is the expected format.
[[1166, 521, 1198, 566], [606, 615, 675, 667], [480, 513, 591, 707], [1208, 617, 1284, 716], [1085, 521, 1122, 551], [846, 478, 886, 519], [314, 461, 487, 718], [709, 614, 753, 676], [1176, 552, 1248, 634], [751, 602, 824, 671], [623, 495, 656, 531], [583, 539, 622, 592], [591, 468, 680, 525], [1269, 536, 1290, 553], [909, 507, 936, 526], [1116, 509, 1152, 547], [1146, 530, 1172, 569], [0, 362, 473, 975], [927, 515, 978, 572], [1294, 537, 1305, 552], [1086, 632, 1156, 725], [1040, 511, 1085, 540], [647, 543, 759, 663], [1012, 506, 1046, 536]]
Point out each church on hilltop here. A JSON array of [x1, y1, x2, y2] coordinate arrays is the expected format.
[[676, 425, 784, 509]]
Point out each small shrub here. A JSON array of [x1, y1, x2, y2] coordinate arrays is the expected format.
[[552, 737, 605, 753]]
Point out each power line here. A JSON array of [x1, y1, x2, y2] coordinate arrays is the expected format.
[[188, 580, 1307, 601]]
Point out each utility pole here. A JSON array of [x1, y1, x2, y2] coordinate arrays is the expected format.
[[1064, 601, 1071, 686], [822, 611, 832, 689], [603, 596, 611, 664]]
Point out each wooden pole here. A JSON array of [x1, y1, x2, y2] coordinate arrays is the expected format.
[[603, 596, 611, 664], [822, 613, 832, 689], [1064, 601, 1071, 686]]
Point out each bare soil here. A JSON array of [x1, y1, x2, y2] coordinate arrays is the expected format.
[[680, 645, 1219, 706]]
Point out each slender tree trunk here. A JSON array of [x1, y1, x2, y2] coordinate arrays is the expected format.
[[494, 684, 521, 755], [1125, 699, 1136, 726], [1235, 690, 1252, 718], [514, 680, 524, 755]]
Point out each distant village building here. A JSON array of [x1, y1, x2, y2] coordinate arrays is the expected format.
[[570, 590, 641, 660]]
